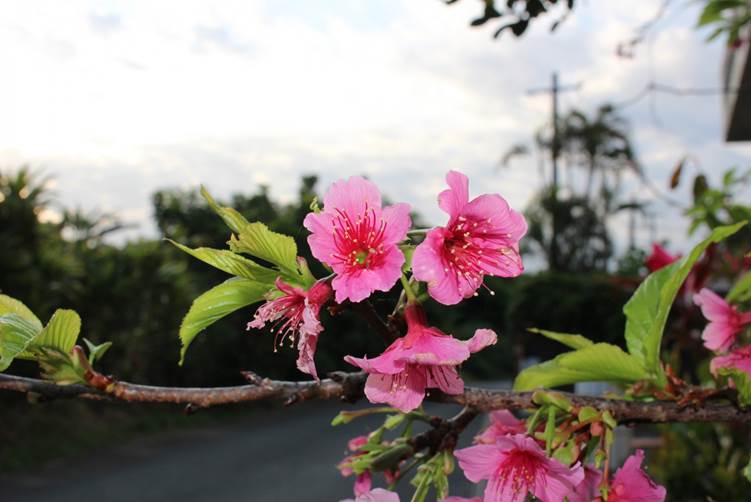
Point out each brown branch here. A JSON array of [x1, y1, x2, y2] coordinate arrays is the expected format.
[[1, 372, 751, 424]]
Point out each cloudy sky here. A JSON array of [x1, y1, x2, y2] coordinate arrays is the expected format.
[[2, 0, 750, 254]]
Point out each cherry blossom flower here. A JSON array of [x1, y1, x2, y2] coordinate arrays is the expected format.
[[454, 434, 583, 502], [693, 288, 751, 352], [567, 465, 602, 502], [304, 176, 411, 304], [607, 450, 666, 502], [711, 344, 751, 382], [475, 410, 526, 444], [247, 278, 332, 379], [340, 488, 400, 502], [645, 243, 680, 272], [344, 304, 497, 412], [412, 170, 526, 305]]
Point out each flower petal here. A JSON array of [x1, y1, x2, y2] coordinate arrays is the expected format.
[[466, 329, 498, 353], [438, 170, 470, 221], [363, 369, 427, 412], [381, 203, 412, 245], [455, 444, 501, 483]]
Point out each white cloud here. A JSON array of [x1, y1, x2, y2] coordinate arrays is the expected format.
[[0, 0, 748, 255]]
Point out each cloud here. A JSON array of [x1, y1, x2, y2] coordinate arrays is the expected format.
[[0, 0, 748, 256]]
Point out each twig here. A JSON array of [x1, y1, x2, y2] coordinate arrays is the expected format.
[[2, 372, 751, 423]]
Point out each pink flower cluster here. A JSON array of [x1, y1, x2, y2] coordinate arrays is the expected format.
[[693, 288, 751, 384], [447, 411, 665, 502], [249, 172, 522, 400]]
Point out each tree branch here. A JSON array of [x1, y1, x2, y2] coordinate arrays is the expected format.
[[1, 372, 750, 424]]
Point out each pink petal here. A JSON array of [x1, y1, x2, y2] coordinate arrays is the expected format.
[[610, 450, 666, 502], [412, 229, 464, 305], [354, 472, 372, 497], [701, 320, 738, 352], [323, 176, 383, 218], [438, 170, 470, 221], [425, 365, 464, 394], [358, 489, 400, 502], [710, 344, 751, 378], [567, 465, 603, 502], [440, 498, 482, 502], [296, 302, 323, 379], [455, 444, 501, 483], [344, 343, 407, 375], [402, 330, 470, 366], [331, 247, 405, 303], [363, 369, 427, 412], [466, 329, 498, 353], [693, 288, 733, 322], [486, 474, 527, 502], [380, 203, 412, 245], [463, 193, 528, 245], [534, 461, 584, 502], [304, 211, 339, 265]]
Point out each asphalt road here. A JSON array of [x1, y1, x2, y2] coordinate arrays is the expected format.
[[1, 400, 484, 502]]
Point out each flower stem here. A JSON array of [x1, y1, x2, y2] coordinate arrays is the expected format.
[[406, 228, 430, 237], [400, 274, 419, 304]]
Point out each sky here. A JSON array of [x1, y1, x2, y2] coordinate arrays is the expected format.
[[1, 0, 750, 256]]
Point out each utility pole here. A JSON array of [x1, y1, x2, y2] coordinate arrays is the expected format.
[[527, 72, 579, 271]]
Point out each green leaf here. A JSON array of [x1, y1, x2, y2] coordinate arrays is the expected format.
[[84, 338, 113, 366], [0, 314, 43, 371], [716, 367, 751, 407], [229, 222, 300, 279], [167, 240, 279, 284], [200, 186, 250, 234], [743, 456, 751, 483], [31, 309, 81, 354], [728, 270, 751, 303], [697, 0, 744, 27], [179, 277, 270, 364], [513, 343, 648, 391], [624, 222, 746, 385], [528, 328, 594, 350], [0, 295, 43, 331]]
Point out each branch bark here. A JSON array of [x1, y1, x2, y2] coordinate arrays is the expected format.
[[2, 372, 751, 424]]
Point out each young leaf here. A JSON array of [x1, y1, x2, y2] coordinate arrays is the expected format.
[[167, 240, 279, 284], [200, 186, 250, 234], [179, 277, 270, 364], [31, 309, 81, 354], [513, 343, 648, 391], [727, 270, 751, 303], [83, 338, 113, 366], [0, 295, 43, 331], [623, 222, 746, 385], [527, 328, 594, 350], [716, 367, 751, 407], [229, 222, 300, 278], [0, 313, 43, 371]]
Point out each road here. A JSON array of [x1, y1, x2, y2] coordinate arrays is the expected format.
[[1, 400, 484, 502]]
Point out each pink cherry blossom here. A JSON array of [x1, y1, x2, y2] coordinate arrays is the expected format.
[[247, 278, 332, 379], [567, 465, 602, 502], [412, 171, 527, 305], [607, 450, 666, 502], [455, 433, 583, 502], [345, 304, 497, 412], [693, 288, 751, 352], [441, 498, 482, 502], [304, 176, 411, 304], [645, 243, 679, 273], [340, 488, 400, 502], [475, 410, 526, 444], [710, 344, 751, 383]]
